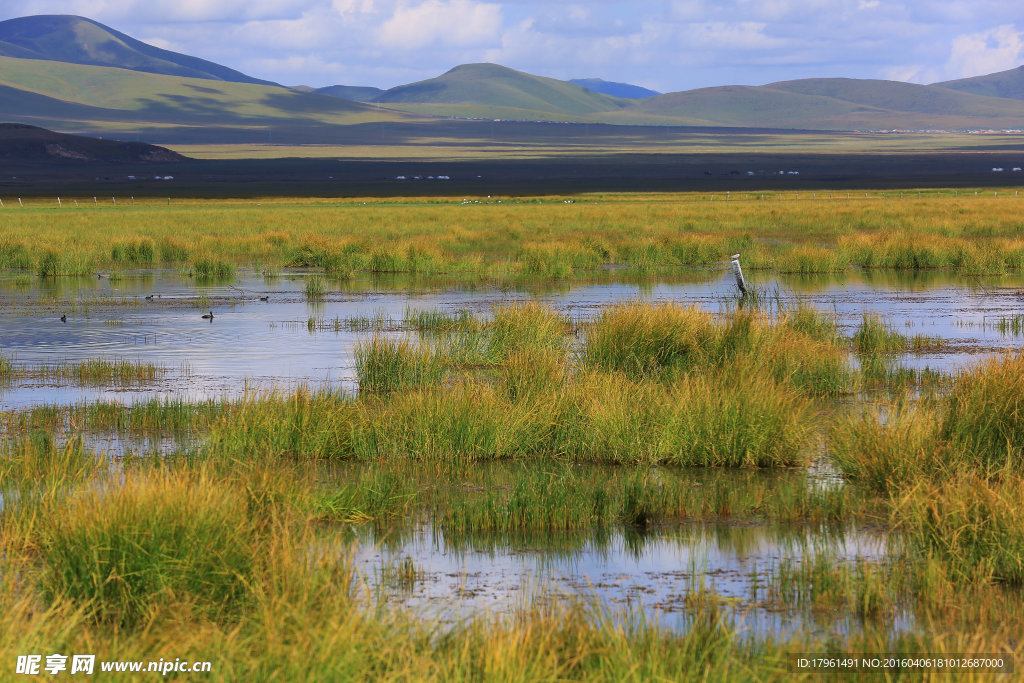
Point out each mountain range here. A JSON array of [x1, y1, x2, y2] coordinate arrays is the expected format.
[[1, 13, 1023, 147]]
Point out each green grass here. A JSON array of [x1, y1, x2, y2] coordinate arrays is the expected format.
[[355, 336, 448, 394], [35, 471, 256, 625], [304, 274, 327, 300], [0, 356, 165, 386]]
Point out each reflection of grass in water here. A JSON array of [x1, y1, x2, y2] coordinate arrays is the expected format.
[[996, 314, 1024, 336], [6, 295, 1024, 669]]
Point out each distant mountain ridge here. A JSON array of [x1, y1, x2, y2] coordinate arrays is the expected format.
[[0, 15, 275, 85], [570, 79, 660, 99], [933, 65, 1024, 101], [1, 13, 1024, 137]]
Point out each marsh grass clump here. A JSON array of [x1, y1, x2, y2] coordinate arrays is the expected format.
[[36, 249, 94, 277], [663, 371, 813, 468], [54, 359, 162, 386], [205, 390, 353, 463], [0, 432, 96, 492], [829, 405, 944, 492], [939, 353, 1024, 471], [404, 307, 475, 332], [190, 258, 234, 280], [776, 245, 850, 274], [501, 346, 566, 402], [548, 370, 812, 467], [110, 238, 156, 265], [0, 239, 33, 270], [895, 475, 1024, 585], [852, 313, 907, 355], [485, 301, 568, 360], [309, 468, 417, 524], [355, 336, 447, 394], [304, 274, 327, 300], [352, 382, 545, 462], [158, 238, 189, 263], [35, 472, 256, 625], [580, 302, 718, 377], [782, 303, 840, 344], [0, 359, 164, 387]]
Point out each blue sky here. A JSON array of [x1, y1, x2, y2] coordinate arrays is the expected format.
[[3, 1, 1023, 91]]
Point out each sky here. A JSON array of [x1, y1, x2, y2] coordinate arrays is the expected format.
[[2, 1, 1024, 92]]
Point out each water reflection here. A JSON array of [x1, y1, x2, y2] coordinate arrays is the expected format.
[[1, 267, 1021, 408]]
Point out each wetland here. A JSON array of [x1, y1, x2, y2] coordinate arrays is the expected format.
[[2, 192, 1023, 679]]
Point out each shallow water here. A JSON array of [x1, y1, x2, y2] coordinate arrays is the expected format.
[[352, 520, 901, 639], [3, 266, 1002, 639], [1, 267, 1021, 409]]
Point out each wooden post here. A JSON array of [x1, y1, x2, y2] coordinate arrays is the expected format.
[[731, 254, 748, 296]]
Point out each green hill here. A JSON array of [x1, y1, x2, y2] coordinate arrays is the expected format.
[[933, 66, 1024, 101], [0, 15, 274, 85], [0, 56, 410, 143], [372, 63, 631, 118], [316, 85, 385, 102], [611, 78, 1024, 129]]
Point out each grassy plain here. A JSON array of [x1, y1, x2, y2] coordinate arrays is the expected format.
[[1, 192, 1024, 677], [3, 191, 1024, 278]]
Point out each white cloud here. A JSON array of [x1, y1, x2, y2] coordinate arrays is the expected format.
[[946, 24, 1024, 78], [378, 0, 502, 49]]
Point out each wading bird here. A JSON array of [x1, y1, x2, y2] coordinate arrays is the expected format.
[[730, 253, 748, 296]]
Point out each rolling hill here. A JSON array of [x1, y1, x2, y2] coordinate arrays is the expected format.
[[610, 77, 1024, 130], [0, 122, 184, 161], [0, 55, 412, 144], [933, 66, 1024, 101], [0, 15, 274, 85], [371, 63, 631, 119], [316, 85, 385, 102], [1, 12, 1024, 143]]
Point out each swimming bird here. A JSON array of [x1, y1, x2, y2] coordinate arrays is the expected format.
[[201, 310, 214, 320], [145, 294, 154, 301], [60, 314, 67, 323], [259, 296, 269, 302]]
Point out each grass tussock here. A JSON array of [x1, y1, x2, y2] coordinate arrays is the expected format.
[[895, 474, 1024, 585], [34, 471, 256, 626], [939, 353, 1024, 471], [355, 336, 448, 394]]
